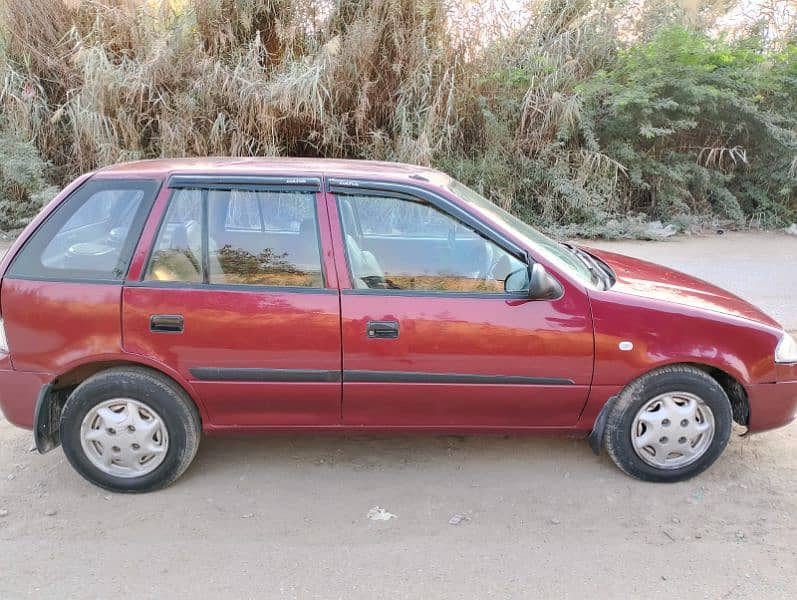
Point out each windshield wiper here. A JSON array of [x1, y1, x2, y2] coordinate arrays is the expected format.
[[561, 243, 592, 270], [560, 242, 594, 271], [561, 243, 612, 289]]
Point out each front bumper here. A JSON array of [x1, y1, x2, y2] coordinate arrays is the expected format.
[[746, 379, 797, 433], [0, 365, 51, 429]]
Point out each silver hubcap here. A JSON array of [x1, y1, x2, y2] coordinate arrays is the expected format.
[[80, 398, 169, 478], [631, 392, 715, 470]]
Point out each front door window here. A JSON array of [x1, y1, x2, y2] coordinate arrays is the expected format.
[[337, 194, 526, 293]]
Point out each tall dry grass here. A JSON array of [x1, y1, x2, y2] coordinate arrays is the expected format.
[[0, 0, 464, 170], [0, 0, 795, 230]]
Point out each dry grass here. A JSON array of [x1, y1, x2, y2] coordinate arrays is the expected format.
[[0, 0, 465, 169], [0, 1, 794, 229], [0, 0, 614, 177]]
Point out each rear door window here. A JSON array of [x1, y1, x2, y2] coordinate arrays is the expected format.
[[7, 178, 159, 282], [145, 189, 204, 283], [144, 186, 324, 288]]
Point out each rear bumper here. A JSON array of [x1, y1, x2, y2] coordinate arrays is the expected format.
[[0, 364, 51, 429], [747, 380, 797, 433]]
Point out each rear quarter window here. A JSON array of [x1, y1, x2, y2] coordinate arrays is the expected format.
[[7, 178, 160, 282]]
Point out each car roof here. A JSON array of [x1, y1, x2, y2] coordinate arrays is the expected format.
[[94, 157, 448, 184]]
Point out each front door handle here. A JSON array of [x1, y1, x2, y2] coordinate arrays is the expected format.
[[150, 314, 184, 333], [367, 320, 399, 339]]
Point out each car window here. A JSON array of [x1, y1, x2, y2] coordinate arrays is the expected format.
[[338, 194, 526, 293], [225, 193, 261, 231], [145, 187, 324, 288], [258, 190, 315, 232], [7, 178, 159, 281], [445, 179, 598, 286], [145, 189, 204, 283], [222, 189, 316, 233], [353, 196, 452, 238]]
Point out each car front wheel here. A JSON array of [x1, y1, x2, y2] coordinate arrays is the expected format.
[[60, 367, 201, 493], [604, 365, 733, 482]]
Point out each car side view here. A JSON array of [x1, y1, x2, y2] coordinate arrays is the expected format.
[[0, 158, 795, 493]]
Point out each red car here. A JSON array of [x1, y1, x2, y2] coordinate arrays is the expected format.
[[0, 158, 795, 492]]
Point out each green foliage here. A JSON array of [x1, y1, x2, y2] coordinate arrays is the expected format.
[[578, 26, 797, 226], [0, 126, 58, 230]]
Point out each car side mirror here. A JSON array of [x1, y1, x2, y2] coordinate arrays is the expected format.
[[528, 263, 563, 300], [503, 262, 563, 299], [505, 263, 563, 299], [504, 267, 530, 293]]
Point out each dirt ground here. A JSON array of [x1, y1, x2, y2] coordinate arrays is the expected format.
[[0, 232, 796, 599]]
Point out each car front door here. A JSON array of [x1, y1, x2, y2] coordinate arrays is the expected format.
[[123, 175, 342, 428], [328, 180, 594, 429]]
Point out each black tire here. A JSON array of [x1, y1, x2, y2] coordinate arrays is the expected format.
[[604, 365, 732, 483], [60, 367, 201, 493]]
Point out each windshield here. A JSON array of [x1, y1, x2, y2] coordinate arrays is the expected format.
[[444, 179, 597, 286]]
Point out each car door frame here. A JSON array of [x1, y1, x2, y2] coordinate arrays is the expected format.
[[123, 173, 344, 430], [324, 177, 596, 430], [324, 178, 533, 293]]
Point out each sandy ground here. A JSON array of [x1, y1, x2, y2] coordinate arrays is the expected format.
[[0, 232, 796, 599]]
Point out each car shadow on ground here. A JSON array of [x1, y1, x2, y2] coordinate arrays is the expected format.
[[182, 432, 621, 486], [171, 425, 780, 500]]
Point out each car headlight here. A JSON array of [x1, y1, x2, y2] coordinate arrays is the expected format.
[[775, 332, 797, 364]]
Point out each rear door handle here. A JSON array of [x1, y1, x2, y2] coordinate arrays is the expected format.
[[367, 320, 399, 339], [150, 314, 184, 333]]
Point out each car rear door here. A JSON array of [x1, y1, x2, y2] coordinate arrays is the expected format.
[[328, 179, 594, 429], [123, 175, 342, 429]]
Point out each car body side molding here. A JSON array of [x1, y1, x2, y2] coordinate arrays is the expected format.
[[189, 368, 341, 383], [344, 371, 574, 385], [188, 368, 574, 386]]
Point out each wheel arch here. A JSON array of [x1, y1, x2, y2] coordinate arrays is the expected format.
[[587, 361, 748, 455], [34, 358, 205, 454], [687, 362, 749, 428], [622, 359, 749, 427]]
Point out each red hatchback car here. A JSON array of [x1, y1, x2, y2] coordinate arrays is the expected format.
[[0, 158, 795, 492]]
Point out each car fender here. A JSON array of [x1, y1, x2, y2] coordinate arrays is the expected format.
[[588, 290, 782, 387]]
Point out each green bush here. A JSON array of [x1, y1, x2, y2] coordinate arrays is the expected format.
[[578, 27, 797, 227], [0, 127, 58, 230]]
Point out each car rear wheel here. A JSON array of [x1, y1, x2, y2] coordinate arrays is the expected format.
[[60, 367, 200, 493], [604, 365, 733, 482]]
